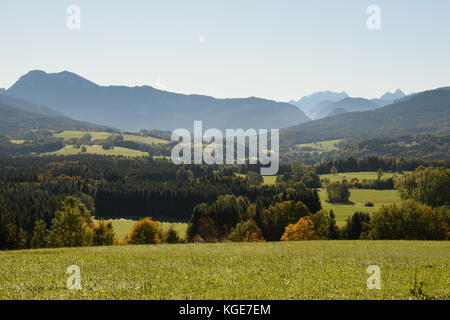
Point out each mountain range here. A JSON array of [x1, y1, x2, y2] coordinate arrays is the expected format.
[[289, 91, 348, 118], [6, 70, 311, 131], [281, 88, 450, 145], [290, 89, 407, 120], [1, 70, 448, 150]]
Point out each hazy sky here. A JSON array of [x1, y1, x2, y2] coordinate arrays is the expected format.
[[1, 0, 449, 101]]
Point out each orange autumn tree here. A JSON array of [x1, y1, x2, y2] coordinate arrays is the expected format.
[[126, 217, 162, 244], [243, 219, 265, 242], [281, 216, 318, 241]]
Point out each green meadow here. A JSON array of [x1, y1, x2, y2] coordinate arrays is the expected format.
[[46, 130, 170, 157], [262, 175, 277, 185], [235, 174, 277, 185], [104, 219, 187, 242], [318, 188, 402, 223], [43, 145, 149, 157], [53, 130, 169, 145], [0, 241, 448, 300], [9, 139, 27, 144], [237, 172, 403, 223]]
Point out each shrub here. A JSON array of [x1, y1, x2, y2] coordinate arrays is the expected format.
[[229, 219, 265, 242], [164, 226, 182, 243], [125, 217, 162, 244], [281, 216, 318, 241], [113, 236, 122, 245], [93, 219, 116, 246]]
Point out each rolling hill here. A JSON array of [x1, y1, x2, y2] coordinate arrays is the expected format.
[[0, 94, 64, 117], [281, 88, 450, 145], [334, 135, 450, 160], [0, 100, 108, 135], [7, 70, 311, 131]]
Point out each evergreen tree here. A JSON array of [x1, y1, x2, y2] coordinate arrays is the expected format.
[[31, 220, 48, 248]]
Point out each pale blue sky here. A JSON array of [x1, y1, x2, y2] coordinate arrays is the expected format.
[[0, 0, 449, 101]]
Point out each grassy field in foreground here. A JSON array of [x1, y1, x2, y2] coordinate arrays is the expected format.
[[105, 219, 187, 242], [43, 145, 149, 157], [53, 130, 169, 145], [0, 241, 448, 300], [318, 188, 402, 223]]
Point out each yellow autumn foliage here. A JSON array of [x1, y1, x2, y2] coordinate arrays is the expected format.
[[281, 216, 318, 241], [125, 217, 162, 244]]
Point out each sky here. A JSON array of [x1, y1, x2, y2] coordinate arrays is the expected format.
[[0, 0, 449, 102]]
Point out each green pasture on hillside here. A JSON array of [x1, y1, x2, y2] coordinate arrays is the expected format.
[[43, 145, 149, 157], [53, 130, 169, 145]]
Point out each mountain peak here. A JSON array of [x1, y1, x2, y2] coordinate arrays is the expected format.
[[10, 70, 98, 91], [6, 70, 310, 131], [290, 91, 349, 116], [297, 91, 348, 101], [379, 89, 405, 101]]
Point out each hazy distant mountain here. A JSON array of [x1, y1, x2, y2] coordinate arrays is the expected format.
[[281, 88, 450, 145], [0, 100, 106, 135], [372, 89, 406, 107], [292, 90, 409, 119], [379, 89, 405, 101], [7, 70, 310, 131], [325, 107, 347, 118], [314, 97, 378, 119], [307, 100, 334, 120], [289, 91, 348, 116], [0, 94, 64, 117]]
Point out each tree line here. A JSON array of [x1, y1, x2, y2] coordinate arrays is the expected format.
[[315, 156, 449, 174], [0, 155, 320, 249]]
